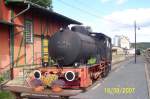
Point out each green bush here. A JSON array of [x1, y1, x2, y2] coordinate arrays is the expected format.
[[0, 91, 15, 99], [0, 76, 4, 84], [0, 74, 14, 99]]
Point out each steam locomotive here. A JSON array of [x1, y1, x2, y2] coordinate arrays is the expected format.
[[32, 26, 112, 89]]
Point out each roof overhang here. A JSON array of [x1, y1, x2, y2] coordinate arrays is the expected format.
[[5, 0, 82, 25]]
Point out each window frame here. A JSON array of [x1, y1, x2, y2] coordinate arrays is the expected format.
[[24, 20, 33, 44]]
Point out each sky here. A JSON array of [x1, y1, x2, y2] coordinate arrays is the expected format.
[[53, 0, 150, 43]]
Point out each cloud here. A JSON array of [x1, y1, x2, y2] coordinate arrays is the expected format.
[[104, 8, 150, 29], [101, 0, 127, 5], [116, 0, 127, 5], [103, 8, 150, 42], [85, 8, 150, 42]]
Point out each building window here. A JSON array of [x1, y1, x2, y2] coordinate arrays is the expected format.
[[25, 20, 33, 43]]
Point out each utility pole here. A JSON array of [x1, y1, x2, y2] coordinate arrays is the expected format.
[[134, 21, 137, 64]]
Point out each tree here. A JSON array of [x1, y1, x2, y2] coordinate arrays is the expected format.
[[30, 0, 52, 8]]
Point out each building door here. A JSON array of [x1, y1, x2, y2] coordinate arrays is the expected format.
[[0, 25, 10, 72], [34, 37, 41, 65]]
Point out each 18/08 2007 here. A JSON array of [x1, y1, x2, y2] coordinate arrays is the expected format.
[[104, 87, 135, 94]]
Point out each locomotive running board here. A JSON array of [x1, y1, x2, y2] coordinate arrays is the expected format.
[[2, 85, 82, 98]]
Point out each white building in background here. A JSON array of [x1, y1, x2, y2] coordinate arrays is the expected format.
[[113, 35, 130, 49], [113, 35, 120, 46], [119, 36, 130, 49]]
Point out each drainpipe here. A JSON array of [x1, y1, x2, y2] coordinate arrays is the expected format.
[[10, 3, 30, 80], [11, 3, 31, 22]]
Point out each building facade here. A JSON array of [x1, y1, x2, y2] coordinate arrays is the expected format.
[[113, 35, 130, 49], [0, 0, 81, 78]]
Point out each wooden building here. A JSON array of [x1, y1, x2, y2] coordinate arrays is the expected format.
[[0, 0, 81, 79]]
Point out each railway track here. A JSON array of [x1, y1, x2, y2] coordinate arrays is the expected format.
[[144, 48, 150, 99]]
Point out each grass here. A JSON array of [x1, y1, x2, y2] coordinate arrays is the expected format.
[[0, 75, 15, 99], [0, 90, 15, 99]]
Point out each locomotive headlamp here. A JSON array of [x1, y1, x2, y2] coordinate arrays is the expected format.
[[34, 70, 41, 79], [65, 71, 75, 81]]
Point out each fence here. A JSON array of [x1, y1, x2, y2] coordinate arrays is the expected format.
[[0, 69, 11, 84]]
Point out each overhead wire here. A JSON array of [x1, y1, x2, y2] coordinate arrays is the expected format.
[[75, 0, 106, 15], [56, 0, 130, 27]]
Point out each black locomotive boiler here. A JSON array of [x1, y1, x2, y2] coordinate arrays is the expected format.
[[48, 26, 112, 67]]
